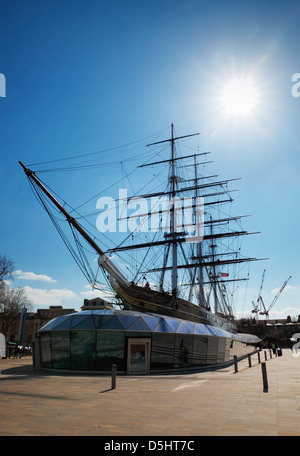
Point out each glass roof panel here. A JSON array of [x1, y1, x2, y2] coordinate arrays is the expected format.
[[100, 316, 124, 330], [193, 323, 210, 335], [40, 317, 59, 331], [116, 310, 141, 318], [142, 315, 163, 331], [98, 315, 115, 328], [176, 321, 194, 334], [117, 315, 138, 329], [71, 315, 96, 330], [212, 327, 226, 337], [206, 326, 218, 335], [153, 320, 173, 333], [93, 309, 114, 316], [164, 318, 180, 332], [126, 317, 151, 331], [52, 315, 72, 330], [71, 315, 89, 329], [91, 314, 100, 328]]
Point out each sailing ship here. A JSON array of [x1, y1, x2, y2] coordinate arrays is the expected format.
[[19, 124, 264, 335]]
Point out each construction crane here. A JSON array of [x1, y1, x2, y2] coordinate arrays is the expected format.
[[251, 269, 266, 315], [259, 275, 292, 318]]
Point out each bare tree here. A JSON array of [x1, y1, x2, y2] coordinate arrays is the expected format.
[[0, 254, 14, 301], [0, 254, 33, 339], [0, 254, 14, 280], [0, 287, 32, 338]]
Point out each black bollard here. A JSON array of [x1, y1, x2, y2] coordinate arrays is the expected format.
[[248, 354, 252, 368], [234, 355, 238, 373], [261, 362, 268, 392], [111, 364, 117, 389]]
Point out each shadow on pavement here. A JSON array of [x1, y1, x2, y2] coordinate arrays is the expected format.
[[0, 361, 40, 377]]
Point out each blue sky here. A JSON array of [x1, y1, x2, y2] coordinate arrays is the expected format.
[[1, 0, 300, 319]]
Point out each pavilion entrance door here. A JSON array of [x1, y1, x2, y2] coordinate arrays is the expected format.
[[127, 338, 151, 375]]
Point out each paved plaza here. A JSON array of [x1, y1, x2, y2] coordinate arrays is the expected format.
[[1, 348, 300, 436]]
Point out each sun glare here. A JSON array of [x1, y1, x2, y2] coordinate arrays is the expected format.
[[220, 77, 259, 117]]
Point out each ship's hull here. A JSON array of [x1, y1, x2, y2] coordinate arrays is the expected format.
[[110, 278, 237, 333]]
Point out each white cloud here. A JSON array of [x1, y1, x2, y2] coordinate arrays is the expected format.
[[80, 284, 115, 300], [236, 306, 300, 320], [270, 284, 296, 294], [14, 270, 57, 283], [268, 307, 300, 318], [23, 286, 77, 306]]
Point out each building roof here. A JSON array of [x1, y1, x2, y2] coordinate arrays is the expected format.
[[38, 309, 261, 343]]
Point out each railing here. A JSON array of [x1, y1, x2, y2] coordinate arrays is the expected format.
[[233, 348, 283, 392]]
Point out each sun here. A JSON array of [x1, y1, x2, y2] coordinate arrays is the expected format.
[[220, 77, 259, 117]]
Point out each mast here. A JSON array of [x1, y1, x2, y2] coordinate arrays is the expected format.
[[145, 124, 200, 297], [209, 217, 219, 313], [170, 123, 178, 296], [194, 154, 206, 307]]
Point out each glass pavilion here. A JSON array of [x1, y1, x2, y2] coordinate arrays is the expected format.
[[34, 309, 260, 374]]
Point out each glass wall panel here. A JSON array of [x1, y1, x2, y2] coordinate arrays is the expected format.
[[40, 333, 52, 368], [224, 338, 232, 362], [174, 334, 193, 367], [217, 337, 226, 363], [150, 333, 175, 370], [71, 330, 96, 370], [51, 331, 71, 369], [96, 331, 125, 371], [206, 336, 219, 365], [191, 335, 208, 366]]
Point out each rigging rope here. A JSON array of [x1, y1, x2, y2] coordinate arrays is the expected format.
[[27, 177, 98, 285], [27, 127, 170, 167]]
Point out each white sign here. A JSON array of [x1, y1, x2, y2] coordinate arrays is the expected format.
[[0, 333, 6, 358]]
